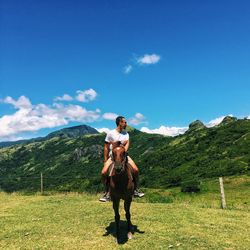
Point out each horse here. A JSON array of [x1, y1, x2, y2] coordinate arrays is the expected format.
[[109, 143, 134, 241]]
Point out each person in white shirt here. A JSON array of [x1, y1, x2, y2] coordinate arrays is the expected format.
[[99, 116, 145, 202]]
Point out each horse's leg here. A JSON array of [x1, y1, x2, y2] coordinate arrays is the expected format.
[[124, 197, 133, 239], [113, 198, 120, 239]]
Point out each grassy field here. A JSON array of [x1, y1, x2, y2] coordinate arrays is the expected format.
[[0, 175, 250, 249]]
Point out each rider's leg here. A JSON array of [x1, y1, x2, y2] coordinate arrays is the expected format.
[[127, 156, 144, 197], [100, 157, 112, 202], [127, 156, 139, 188], [101, 158, 112, 190]]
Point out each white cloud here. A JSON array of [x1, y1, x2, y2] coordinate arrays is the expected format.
[[205, 114, 233, 127], [122, 53, 161, 74], [54, 94, 73, 102], [1, 95, 32, 109], [103, 113, 118, 120], [137, 54, 161, 65], [129, 113, 146, 125], [0, 95, 101, 138], [141, 126, 188, 137], [75, 88, 97, 102], [123, 65, 133, 74], [95, 127, 111, 134]]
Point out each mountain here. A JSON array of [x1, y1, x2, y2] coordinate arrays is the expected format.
[[0, 119, 249, 192], [218, 115, 237, 127], [185, 120, 207, 135], [46, 125, 99, 139], [188, 120, 206, 131], [0, 125, 99, 148]]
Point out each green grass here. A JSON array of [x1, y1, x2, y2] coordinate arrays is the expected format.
[[1, 175, 250, 249], [139, 175, 250, 210]]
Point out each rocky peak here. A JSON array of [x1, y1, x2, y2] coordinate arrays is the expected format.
[[219, 116, 237, 126], [188, 120, 206, 132]]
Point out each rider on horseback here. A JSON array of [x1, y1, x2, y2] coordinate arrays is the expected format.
[[99, 116, 145, 202]]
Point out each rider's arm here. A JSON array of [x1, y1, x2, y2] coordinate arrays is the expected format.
[[122, 140, 129, 152], [104, 142, 110, 162]]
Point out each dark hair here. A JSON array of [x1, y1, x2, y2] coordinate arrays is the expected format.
[[116, 116, 125, 126]]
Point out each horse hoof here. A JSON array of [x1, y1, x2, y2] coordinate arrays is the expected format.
[[127, 232, 133, 239]]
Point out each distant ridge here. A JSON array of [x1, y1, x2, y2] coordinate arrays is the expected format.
[[46, 125, 99, 139], [0, 125, 99, 148]]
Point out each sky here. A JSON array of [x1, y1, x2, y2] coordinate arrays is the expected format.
[[0, 0, 250, 142]]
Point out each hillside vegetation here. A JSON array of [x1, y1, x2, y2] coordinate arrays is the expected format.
[[0, 116, 249, 193]]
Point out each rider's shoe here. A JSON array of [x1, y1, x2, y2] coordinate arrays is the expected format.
[[99, 192, 111, 202], [134, 189, 145, 198]]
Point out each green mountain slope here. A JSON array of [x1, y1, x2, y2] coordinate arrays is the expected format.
[[0, 117, 249, 192], [137, 117, 250, 187]]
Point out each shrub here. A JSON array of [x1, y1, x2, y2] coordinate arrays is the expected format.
[[166, 173, 182, 187], [143, 191, 173, 203], [181, 178, 201, 193]]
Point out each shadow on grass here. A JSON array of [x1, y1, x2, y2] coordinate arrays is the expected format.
[[103, 220, 145, 244]]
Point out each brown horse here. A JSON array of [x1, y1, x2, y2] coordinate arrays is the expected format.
[[109, 143, 134, 240]]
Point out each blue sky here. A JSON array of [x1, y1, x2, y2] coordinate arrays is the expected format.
[[0, 0, 250, 141]]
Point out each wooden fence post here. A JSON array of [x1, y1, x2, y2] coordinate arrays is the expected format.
[[41, 172, 44, 195], [219, 177, 226, 209]]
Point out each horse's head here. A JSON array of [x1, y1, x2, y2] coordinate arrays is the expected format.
[[112, 143, 127, 174]]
